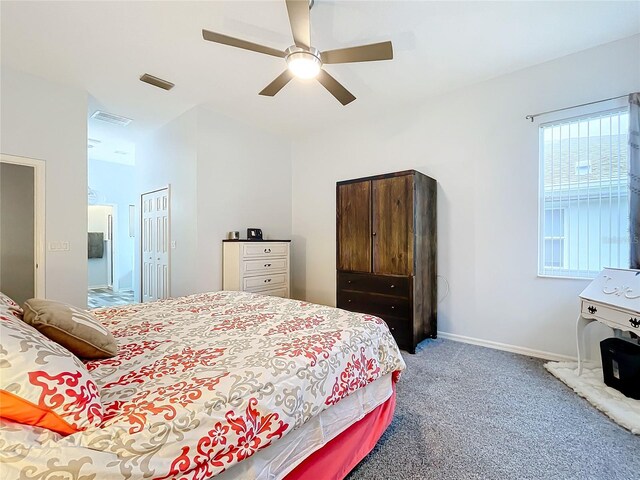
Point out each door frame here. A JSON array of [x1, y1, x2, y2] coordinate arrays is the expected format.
[[140, 185, 171, 302], [87, 203, 117, 290], [0, 154, 46, 297]]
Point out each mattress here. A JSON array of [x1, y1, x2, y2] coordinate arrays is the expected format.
[[0, 291, 405, 479], [219, 373, 393, 480]]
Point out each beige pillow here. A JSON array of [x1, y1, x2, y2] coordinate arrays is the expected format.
[[22, 298, 117, 359]]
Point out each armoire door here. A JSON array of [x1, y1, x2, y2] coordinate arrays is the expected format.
[[372, 175, 414, 275], [336, 181, 372, 272]]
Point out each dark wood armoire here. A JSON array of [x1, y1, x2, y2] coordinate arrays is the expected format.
[[336, 170, 437, 353]]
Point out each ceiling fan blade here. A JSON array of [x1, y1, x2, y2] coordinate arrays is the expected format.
[[321, 41, 393, 64], [316, 69, 356, 106], [285, 0, 311, 49], [259, 70, 295, 97], [202, 29, 285, 58]]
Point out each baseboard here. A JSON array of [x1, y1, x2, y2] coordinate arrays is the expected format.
[[436, 331, 577, 362]]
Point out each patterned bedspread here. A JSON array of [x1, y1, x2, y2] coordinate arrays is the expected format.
[[1, 291, 405, 479]]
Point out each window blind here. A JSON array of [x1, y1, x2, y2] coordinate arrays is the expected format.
[[539, 108, 630, 278]]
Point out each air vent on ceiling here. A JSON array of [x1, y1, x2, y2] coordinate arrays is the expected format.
[[140, 73, 175, 91], [91, 110, 132, 126]]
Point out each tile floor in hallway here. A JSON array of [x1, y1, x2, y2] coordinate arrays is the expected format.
[[88, 288, 135, 309]]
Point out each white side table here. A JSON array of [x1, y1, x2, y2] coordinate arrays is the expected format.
[[577, 268, 640, 375]]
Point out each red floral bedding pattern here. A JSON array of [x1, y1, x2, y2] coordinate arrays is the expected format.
[[0, 311, 103, 434], [0, 291, 405, 479]]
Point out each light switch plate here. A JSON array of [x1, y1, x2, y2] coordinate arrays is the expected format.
[[48, 241, 70, 251]]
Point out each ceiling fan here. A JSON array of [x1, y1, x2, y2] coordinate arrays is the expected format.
[[202, 0, 393, 106]]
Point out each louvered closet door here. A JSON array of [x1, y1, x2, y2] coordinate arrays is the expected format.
[[372, 175, 414, 275], [337, 181, 372, 272], [141, 188, 170, 302]]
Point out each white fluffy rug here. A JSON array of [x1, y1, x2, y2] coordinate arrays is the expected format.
[[544, 361, 640, 434]]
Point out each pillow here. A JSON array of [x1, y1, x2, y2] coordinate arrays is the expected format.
[[0, 292, 23, 319], [0, 312, 103, 435], [22, 299, 117, 360]]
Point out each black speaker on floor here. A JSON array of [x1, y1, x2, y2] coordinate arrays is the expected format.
[[600, 337, 640, 400]]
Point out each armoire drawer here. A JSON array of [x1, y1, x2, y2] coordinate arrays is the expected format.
[[338, 272, 410, 298], [242, 258, 288, 276], [337, 290, 411, 318], [380, 316, 412, 348], [242, 243, 288, 258], [243, 273, 287, 290]]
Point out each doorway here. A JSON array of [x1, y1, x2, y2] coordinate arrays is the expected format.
[[141, 187, 170, 302], [0, 154, 45, 304], [87, 204, 134, 308]]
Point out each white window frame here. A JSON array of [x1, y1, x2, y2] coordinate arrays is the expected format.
[[537, 99, 630, 280]]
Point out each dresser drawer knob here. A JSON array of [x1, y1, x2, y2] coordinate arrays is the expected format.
[[348, 280, 352, 284], [391, 305, 395, 310], [264, 248, 272, 253], [264, 263, 271, 267], [390, 284, 395, 289], [630, 318, 640, 328], [347, 299, 352, 303], [264, 279, 272, 283], [390, 326, 395, 331], [588, 305, 597, 314]]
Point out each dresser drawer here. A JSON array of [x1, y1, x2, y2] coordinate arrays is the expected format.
[[337, 290, 411, 318], [242, 258, 288, 276], [582, 301, 640, 331], [246, 285, 288, 298], [242, 243, 289, 258], [243, 273, 287, 290], [338, 272, 410, 297]]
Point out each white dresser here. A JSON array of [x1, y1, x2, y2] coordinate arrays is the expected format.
[[577, 267, 640, 374], [222, 240, 291, 298]]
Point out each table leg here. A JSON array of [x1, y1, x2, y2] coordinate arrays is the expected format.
[[576, 315, 593, 376]]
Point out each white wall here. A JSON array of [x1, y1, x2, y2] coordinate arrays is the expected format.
[[290, 35, 640, 360], [135, 105, 291, 299], [0, 68, 88, 307], [136, 108, 199, 299], [195, 106, 292, 292], [88, 158, 136, 290]]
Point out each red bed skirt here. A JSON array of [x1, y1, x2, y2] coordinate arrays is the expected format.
[[284, 384, 397, 480]]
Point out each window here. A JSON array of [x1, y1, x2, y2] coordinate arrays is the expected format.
[[543, 209, 565, 268], [539, 108, 630, 278]]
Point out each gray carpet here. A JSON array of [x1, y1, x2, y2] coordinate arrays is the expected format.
[[346, 339, 639, 480]]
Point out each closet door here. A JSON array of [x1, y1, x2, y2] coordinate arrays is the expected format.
[[372, 175, 414, 275], [337, 181, 372, 272]]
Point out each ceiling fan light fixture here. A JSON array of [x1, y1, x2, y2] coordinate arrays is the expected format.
[[285, 46, 321, 79]]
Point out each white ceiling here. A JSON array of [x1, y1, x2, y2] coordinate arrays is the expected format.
[[1, 0, 639, 143]]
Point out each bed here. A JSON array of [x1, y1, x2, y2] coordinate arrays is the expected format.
[[0, 291, 406, 479]]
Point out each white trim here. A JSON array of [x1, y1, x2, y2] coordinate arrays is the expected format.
[[0, 153, 46, 298], [437, 331, 577, 362]]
